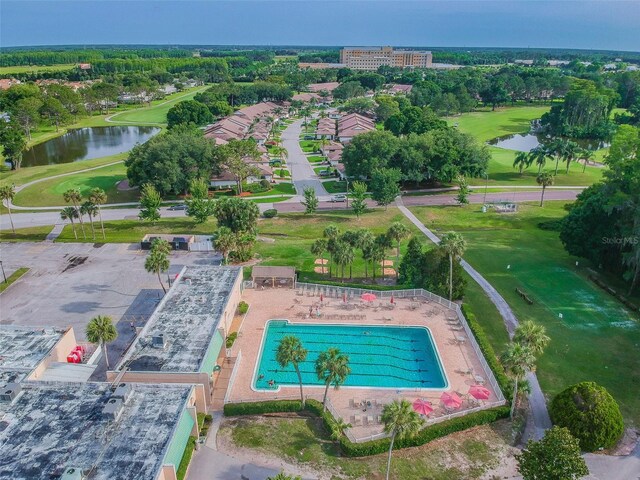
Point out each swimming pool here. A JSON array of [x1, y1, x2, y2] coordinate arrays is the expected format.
[[253, 320, 448, 391]]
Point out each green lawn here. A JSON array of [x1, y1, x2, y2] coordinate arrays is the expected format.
[[0, 267, 30, 293], [314, 166, 336, 177], [307, 155, 326, 164], [221, 415, 512, 480], [300, 140, 320, 153], [0, 64, 75, 75], [322, 180, 349, 194], [409, 202, 640, 425], [13, 160, 137, 207], [107, 85, 209, 125], [0, 226, 52, 242]]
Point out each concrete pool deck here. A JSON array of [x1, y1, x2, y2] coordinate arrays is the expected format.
[[224, 287, 503, 440]]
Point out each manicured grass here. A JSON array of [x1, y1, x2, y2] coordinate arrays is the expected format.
[[322, 180, 349, 194], [0, 226, 52, 242], [273, 169, 291, 179], [313, 166, 336, 177], [300, 140, 320, 153], [307, 155, 326, 164], [0, 64, 75, 74], [13, 161, 137, 207], [410, 202, 640, 424], [56, 217, 218, 243], [0, 267, 30, 293], [176, 436, 196, 480], [107, 85, 209, 125], [222, 415, 512, 480]]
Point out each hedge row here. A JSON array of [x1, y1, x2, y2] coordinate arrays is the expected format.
[[460, 303, 513, 402], [176, 436, 197, 480], [223, 398, 509, 457]]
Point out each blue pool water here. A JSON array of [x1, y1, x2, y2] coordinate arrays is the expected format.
[[254, 320, 448, 390]]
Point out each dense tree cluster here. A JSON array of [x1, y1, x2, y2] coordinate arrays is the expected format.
[[342, 128, 489, 185], [560, 125, 640, 293], [193, 81, 292, 109]]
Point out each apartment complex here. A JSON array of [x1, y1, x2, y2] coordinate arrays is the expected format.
[[340, 46, 433, 70]]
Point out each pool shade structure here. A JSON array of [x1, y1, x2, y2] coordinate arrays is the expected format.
[[468, 385, 491, 400], [252, 266, 296, 289], [440, 392, 463, 410], [361, 293, 377, 302], [413, 399, 433, 416]]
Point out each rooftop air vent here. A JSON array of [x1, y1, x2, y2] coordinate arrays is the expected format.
[[112, 383, 132, 404], [60, 467, 85, 480], [0, 383, 21, 403], [102, 397, 124, 421], [151, 334, 167, 349]]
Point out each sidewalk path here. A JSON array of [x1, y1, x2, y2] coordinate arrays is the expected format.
[[396, 198, 552, 440], [281, 119, 328, 198]]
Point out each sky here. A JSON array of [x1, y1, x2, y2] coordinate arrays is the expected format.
[[1, 1, 639, 52]]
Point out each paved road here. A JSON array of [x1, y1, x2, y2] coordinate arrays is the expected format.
[[281, 118, 328, 197]]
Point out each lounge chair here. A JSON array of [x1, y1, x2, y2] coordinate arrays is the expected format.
[[474, 375, 486, 384]]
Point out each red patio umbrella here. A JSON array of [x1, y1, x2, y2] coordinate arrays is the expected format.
[[361, 293, 377, 302], [440, 392, 463, 410], [390, 294, 395, 304], [412, 399, 433, 416], [468, 385, 491, 400]]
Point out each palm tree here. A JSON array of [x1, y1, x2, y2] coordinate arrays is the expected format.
[[579, 148, 595, 173], [80, 201, 98, 240], [276, 336, 308, 407], [357, 230, 375, 279], [373, 234, 391, 281], [439, 232, 466, 301], [330, 417, 352, 440], [86, 315, 118, 368], [501, 342, 536, 419], [271, 146, 288, 161], [387, 222, 410, 278], [563, 140, 580, 174], [214, 227, 236, 265], [381, 399, 424, 480], [547, 138, 570, 176], [513, 151, 533, 174], [529, 145, 550, 174], [145, 249, 170, 293], [63, 188, 86, 239], [536, 172, 554, 207], [310, 239, 328, 276], [88, 187, 107, 239], [60, 206, 79, 239], [334, 241, 354, 282], [0, 184, 16, 233], [514, 320, 550, 355], [323, 225, 340, 278], [315, 348, 350, 411]]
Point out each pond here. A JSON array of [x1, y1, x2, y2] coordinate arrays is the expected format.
[[488, 121, 609, 152], [19, 126, 160, 167]]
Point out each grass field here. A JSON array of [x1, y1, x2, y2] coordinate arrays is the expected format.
[[409, 202, 640, 425], [221, 416, 514, 480], [0, 64, 75, 75], [0, 226, 52, 242], [13, 160, 137, 207], [0, 268, 30, 293], [322, 180, 349, 194], [107, 85, 209, 124]]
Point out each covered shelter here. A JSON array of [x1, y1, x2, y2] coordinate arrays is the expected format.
[[252, 266, 296, 289]]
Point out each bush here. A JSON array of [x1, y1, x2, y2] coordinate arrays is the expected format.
[[263, 208, 278, 218], [176, 436, 197, 480], [243, 182, 271, 194], [260, 179, 271, 189], [461, 304, 512, 401], [549, 381, 624, 451], [226, 331, 238, 348], [237, 301, 249, 315], [224, 400, 302, 416]]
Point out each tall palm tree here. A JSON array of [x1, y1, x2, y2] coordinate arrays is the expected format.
[[501, 342, 536, 419], [214, 227, 236, 265], [86, 315, 118, 368], [145, 250, 170, 293], [563, 140, 580, 174], [334, 241, 354, 282], [315, 348, 351, 411], [547, 138, 570, 176], [271, 146, 289, 161], [514, 320, 550, 355], [88, 187, 107, 239], [357, 230, 375, 279], [330, 417, 352, 440], [529, 145, 550, 174], [80, 201, 98, 240], [0, 184, 16, 233], [536, 172, 554, 207], [579, 148, 595, 173], [513, 151, 533, 174], [276, 336, 308, 407], [323, 225, 340, 278], [63, 188, 86, 239], [60, 206, 79, 240], [381, 399, 424, 480], [387, 222, 410, 278], [439, 232, 466, 301], [373, 234, 391, 281], [310, 239, 328, 276]]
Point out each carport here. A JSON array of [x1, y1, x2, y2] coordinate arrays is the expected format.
[[252, 266, 296, 289]]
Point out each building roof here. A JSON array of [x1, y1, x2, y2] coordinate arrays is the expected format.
[[0, 381, 192, 480], [292, 92, 321, 103], [337, 113, 376, 138], [117, 266, 242, 373], [307, 82, 341, 93], [388, 84, 413, 94], [0, 326, 66, 374], [252, 266, 296, 279]]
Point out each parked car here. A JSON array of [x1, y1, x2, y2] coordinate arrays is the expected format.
[[330, 194, 347, 203], [168, 204, 187, 211]]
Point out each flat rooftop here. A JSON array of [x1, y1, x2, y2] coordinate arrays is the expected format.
[[0, 382, 191, 480], [119, 266, 241, 373], [0, 326, 64, 372]]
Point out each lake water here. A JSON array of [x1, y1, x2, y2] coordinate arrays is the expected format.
[[488, 126, 609, 152], [19, 126, 160, 167]]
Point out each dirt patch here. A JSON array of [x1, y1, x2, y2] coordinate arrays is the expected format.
[[382, 268, 396, 276], [379, 260, 394, 267], [314, 258, 328, 265], [314, 266, 328, 274], [62, 256, 88, 273]]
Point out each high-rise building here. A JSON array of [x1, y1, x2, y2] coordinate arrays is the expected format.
[[340, 46, 433, 70]]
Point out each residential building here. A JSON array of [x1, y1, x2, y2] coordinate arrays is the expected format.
[[340, 46, 432, 70], [387, 84, 413, 95], [108, 265, 244, 410], [337, 113, 376, 143], [307, 82, 341, 93], [315, 117, 336, 139]]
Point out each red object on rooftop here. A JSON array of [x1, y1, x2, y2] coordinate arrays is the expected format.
[[67, 352, 81, 364]]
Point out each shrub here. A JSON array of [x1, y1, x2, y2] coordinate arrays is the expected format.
[[549, 381, 624, 451], [226, 331, 238, 348], [176, 436, 197, 480], [461, 304, 512, 401], [224, 400, 302, 416], [263, 208, 278, 218], [237, 301, 249, 315], [260, 179, 271, 189], [243, 182, 270, 194]]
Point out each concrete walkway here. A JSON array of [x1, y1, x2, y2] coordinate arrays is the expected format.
[[396, 199, 553, 440], [281, 118, 328, 198]]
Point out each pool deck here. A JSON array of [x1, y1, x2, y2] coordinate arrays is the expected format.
[[225, 288, 502, 440]]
